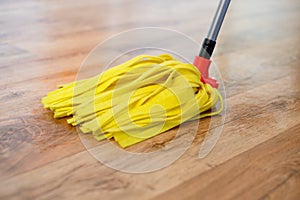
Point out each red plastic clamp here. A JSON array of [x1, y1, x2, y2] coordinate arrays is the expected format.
[[193, 56, 219, 88]]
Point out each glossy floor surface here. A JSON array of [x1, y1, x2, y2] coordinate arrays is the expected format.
[[0, 0, 300, 199]]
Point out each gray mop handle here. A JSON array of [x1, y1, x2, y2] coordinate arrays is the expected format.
[[199, 0, 231, 58], [207, 0, 231, 41]]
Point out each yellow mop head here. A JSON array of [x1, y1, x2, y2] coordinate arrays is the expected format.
[[42, 54, 223, 148]]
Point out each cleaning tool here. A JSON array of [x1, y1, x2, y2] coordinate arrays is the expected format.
[[42, 0, 231, 148]]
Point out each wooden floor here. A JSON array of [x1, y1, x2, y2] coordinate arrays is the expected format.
[[1, 0, 300, 199]]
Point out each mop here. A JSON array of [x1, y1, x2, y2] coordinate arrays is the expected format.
[[42, 0, 231, 148]]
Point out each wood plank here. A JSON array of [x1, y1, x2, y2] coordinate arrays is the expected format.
[[152, 124, 300, 200]]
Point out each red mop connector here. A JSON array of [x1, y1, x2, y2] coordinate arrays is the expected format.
[[193, 55, 219, 88]]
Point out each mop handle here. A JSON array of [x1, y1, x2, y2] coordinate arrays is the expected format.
[[194, 0, 231, 88], [199, 0, 231, 59], [207, 0, 231, 41]]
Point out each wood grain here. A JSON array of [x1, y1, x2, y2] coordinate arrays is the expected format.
[[0, 0, 299, 199], [153, 124, 300, 200]]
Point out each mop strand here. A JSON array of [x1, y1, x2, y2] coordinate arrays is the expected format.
[[42, 54, 223, 148]]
